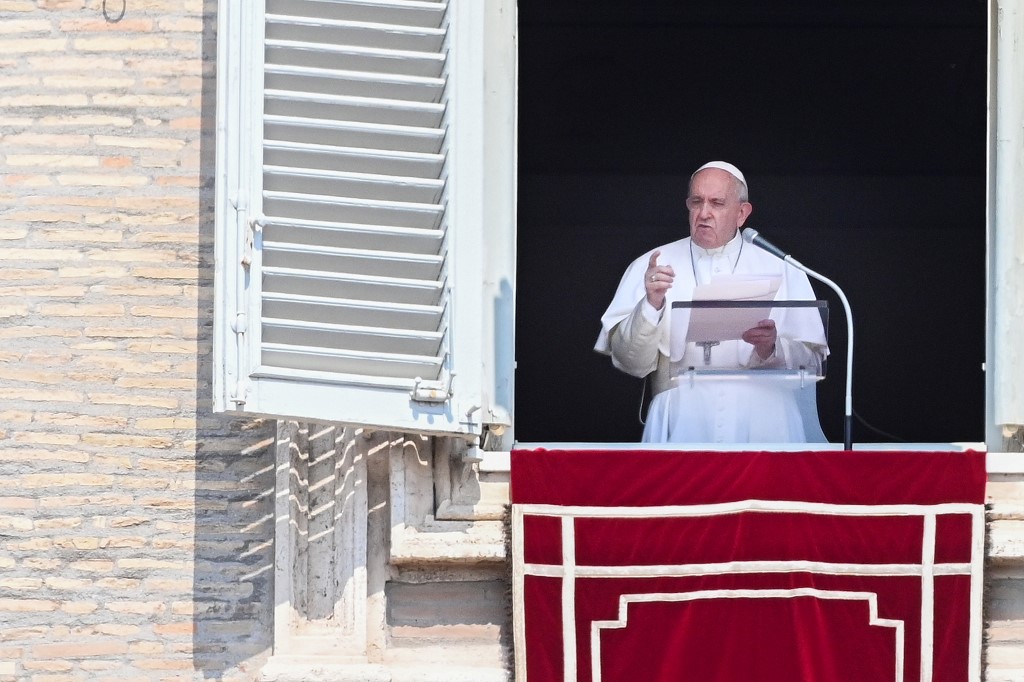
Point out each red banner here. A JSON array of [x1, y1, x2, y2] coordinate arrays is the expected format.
[[510, 449, 986, 682]]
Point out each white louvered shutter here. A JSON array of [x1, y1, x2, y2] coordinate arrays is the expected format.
[[214, 0, 517, 438]]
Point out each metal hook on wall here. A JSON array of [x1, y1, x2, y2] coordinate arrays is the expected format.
[[103, 0, 127, 23]]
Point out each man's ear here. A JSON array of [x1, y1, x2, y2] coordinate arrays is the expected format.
[[737, 202, 753, 226]]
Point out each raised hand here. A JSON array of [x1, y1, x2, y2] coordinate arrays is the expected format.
[[644, 250, 675, 311]]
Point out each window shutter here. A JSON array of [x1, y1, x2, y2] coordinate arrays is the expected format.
[[214, 0, 517, 438]]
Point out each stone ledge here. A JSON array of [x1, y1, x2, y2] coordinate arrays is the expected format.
[[261, 661, 390, 682], [988, 519, 1024, 563], [435, 500, 507, 521], [390, 520, 506, 565], [260, 659, 507, 682]]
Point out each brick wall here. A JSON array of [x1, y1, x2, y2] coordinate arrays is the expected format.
[[0, 1, 276, 679]]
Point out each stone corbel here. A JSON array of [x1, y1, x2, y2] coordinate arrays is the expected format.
[[388, 436, 508, 565]]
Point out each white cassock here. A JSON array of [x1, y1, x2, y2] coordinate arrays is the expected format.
[[595, 231, 829, 444]]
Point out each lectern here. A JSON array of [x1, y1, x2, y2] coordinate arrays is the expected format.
[[657, 300, 829, 443]]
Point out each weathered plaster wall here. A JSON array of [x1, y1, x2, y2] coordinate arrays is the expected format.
[[261, 426, 509, 681], [985, 475, 1024, 681]]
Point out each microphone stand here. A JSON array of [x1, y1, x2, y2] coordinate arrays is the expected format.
[[782, 257, 854, 451], [742, 228, 853, 450]]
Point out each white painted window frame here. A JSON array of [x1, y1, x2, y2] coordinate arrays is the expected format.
[[988, 0, 1024, 459]]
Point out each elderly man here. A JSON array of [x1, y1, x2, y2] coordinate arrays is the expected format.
[[595, 161, 828, 443]]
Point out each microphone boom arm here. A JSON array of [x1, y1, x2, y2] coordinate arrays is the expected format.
[[742, 227, 854, 450], [783, 255, 854, 451]]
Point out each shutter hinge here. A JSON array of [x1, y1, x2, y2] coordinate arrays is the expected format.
[[230, 378, 250, 407], [410, 372, 454, 404], [229, 312, 249, 406], [241, 214, 264, 268], [459, 426, 508, 464]]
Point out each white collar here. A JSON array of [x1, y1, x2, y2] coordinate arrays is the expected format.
[[691, 230, 742, 258]]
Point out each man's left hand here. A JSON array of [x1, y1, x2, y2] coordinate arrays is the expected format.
[[743, 319, 777, 359]]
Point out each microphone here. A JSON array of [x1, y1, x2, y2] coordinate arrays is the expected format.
[[742, 227, 790, 260], [741, 227, 856, 451]]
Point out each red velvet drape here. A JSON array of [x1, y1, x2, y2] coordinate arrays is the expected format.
[[511, 449, 985, 682]]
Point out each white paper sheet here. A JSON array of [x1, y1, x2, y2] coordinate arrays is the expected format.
[[676, 275, 782, 344]]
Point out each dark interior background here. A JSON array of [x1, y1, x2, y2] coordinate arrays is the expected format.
[[514, 0, 987, 444]]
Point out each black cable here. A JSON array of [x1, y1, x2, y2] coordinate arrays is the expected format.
[[852, 408, 908, 443]]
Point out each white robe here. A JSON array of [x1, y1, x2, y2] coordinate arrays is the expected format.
[[595, 233, 829, 444]]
